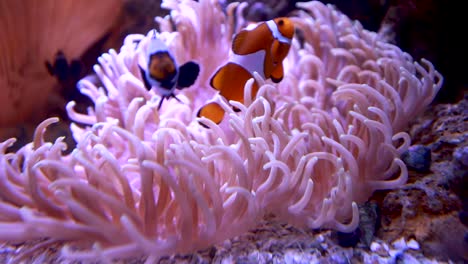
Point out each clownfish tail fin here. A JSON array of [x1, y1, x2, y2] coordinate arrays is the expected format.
[[139, 65, 152, 90], [197, 102, 225, 128], [177, 61, 200, 89]]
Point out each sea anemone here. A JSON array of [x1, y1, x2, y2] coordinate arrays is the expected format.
[[0, 0, 442, 262], [0, 0, 122, 126]]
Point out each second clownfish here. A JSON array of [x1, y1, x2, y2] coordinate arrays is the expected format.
[[140, 30, 200, 110], [197, 17, 294, 125]]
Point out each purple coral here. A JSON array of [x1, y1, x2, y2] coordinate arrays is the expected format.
[[0, 0, 442, 262]]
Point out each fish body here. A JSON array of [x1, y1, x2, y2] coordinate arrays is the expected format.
[[45, 50, 82, 82], [140, 31, 200, 110], [198, 17, 294, 125]]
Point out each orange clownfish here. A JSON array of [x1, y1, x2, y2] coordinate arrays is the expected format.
[[140, 30, 200, 110], [197, 17, 294, 125]]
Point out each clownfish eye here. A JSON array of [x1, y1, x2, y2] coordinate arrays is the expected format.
[[278, 19, 284, 26]]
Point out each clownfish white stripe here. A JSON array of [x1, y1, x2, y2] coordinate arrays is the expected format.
[[266, 20, 292, 44], [147, 31, 173, 55], [231, 50, 267, 79]]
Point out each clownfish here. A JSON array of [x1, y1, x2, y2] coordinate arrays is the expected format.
[[197, 17, 294, 125], [139, 30, 200, 110], [46, 50, 82, 83]]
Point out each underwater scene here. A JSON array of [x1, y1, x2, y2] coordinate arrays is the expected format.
[[0, 0, 466, 263]]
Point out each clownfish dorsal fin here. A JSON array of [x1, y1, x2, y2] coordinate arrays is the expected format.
[[232, 23, 271, 55], [139, 65, 152, 90], [177, 61, 200, 89]]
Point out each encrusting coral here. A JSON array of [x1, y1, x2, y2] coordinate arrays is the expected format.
[[0, 0, 442, 262]]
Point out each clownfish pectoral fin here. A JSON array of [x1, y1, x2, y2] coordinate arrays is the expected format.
[[232, 27, 266, 55], [177, 61, 200, 89], [139, 65, 152, 90], [262, 48, 274, 80], [270, 63, 284, 83], [197, 102, 225, 127]]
